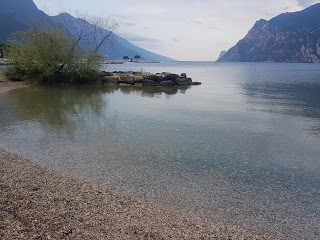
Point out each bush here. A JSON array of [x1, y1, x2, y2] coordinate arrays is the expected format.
[[6, 15, 117, 84]]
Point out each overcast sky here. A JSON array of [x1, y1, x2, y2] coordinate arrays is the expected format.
[[33, 0, 320, 61]]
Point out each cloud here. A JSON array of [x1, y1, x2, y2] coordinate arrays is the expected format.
[[123, 3, 169, 16], [207, 26, 221, 31], [296, 0, 318, 7], [110, 14, 135, 20], [118, 33, 165, 49], [185, 20, 205, 25], [171, 37, 180, 42], [121, 22, 136, 27]]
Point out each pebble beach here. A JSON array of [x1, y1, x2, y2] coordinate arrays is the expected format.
[[0, 149, 282, 240], [0, 76, 282, 240]]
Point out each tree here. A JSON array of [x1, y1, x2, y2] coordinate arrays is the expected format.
[[0, 43, 10, 58], [134, 55, 140, 61], [123, 56, 129, 61], [6, 14, 118, 84]]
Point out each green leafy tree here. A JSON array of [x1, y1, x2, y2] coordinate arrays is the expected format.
[[6, 14, 118, 84], [0, 43, 10, 58], [134, 55, 140, 61]]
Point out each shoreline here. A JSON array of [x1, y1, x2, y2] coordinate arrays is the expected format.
[[0, 77, 280, 239], [0, 73, 27, 94], [0, 148, 280, 239]]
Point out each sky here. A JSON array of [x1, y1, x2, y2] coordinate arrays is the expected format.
[[33, 0, 320, 61]]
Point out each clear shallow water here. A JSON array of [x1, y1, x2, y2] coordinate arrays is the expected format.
[[1, 62, 320, 238]]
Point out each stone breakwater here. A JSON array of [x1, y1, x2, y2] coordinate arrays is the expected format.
[[101, 71, 202, 86]]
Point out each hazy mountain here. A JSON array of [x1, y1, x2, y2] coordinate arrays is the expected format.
[[0, 0, 174, 61], [1, 0, 41, 21], [218, 50, 227, 60], [0, 0, 39, 42], [0, 14, 27, 42], [52, 13, 174, 61], [218, 4, 320, 63]]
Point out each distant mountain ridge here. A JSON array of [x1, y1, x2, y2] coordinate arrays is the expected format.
[[1, 0, 42, 21], [0, 0, 174, 61], [218, 4, 320, 63]]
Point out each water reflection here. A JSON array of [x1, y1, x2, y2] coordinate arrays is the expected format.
[[6, 85, 111, 135], [1, 64, 320, 239], [4, 84, 192, 134], [117, 85, 192, 98], [241, 82, 320, 137]]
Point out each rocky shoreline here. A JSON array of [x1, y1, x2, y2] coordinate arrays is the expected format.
[[101, 71, 202, 86]]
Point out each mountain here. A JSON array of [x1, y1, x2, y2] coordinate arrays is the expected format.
[[0, 13, 27, 42], [218, 4, 320, 63], [52, 13, 174, 61], [0, 0, 37, 42], [217, 50, 227, 60], [0, 0, 174, 61], [0, 0, 41, 21]]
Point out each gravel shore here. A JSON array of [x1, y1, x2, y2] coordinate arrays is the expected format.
[[0, 149, 281, 240], [0, 77, 280, 239]]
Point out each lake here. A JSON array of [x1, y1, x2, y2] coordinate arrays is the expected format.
[[1, 62, 320, 239]]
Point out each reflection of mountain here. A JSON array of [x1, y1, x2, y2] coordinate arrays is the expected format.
[[242, 82, 320, 137]]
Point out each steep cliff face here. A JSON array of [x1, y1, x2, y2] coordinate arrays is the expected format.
[[219, 4, 320, 63]]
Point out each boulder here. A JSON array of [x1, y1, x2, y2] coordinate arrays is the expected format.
[[102, 76, 119, 84], [192, 82, 202, 85], [163, 74, 179, 82], [180, 73, 187, 78], [118, 74, 134, 85], [159, 80, 174, 86], [133, 76, 144, 84], [144, 74, 162, 83], [119, 74, 133, 81], [142, 79, 159, 86], [119, 79, 134, 85], [161, 72, 171, 75], [176, 77, 192, 85]]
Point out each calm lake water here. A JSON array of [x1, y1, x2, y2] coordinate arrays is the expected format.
[[1, 62, 320, 239]]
